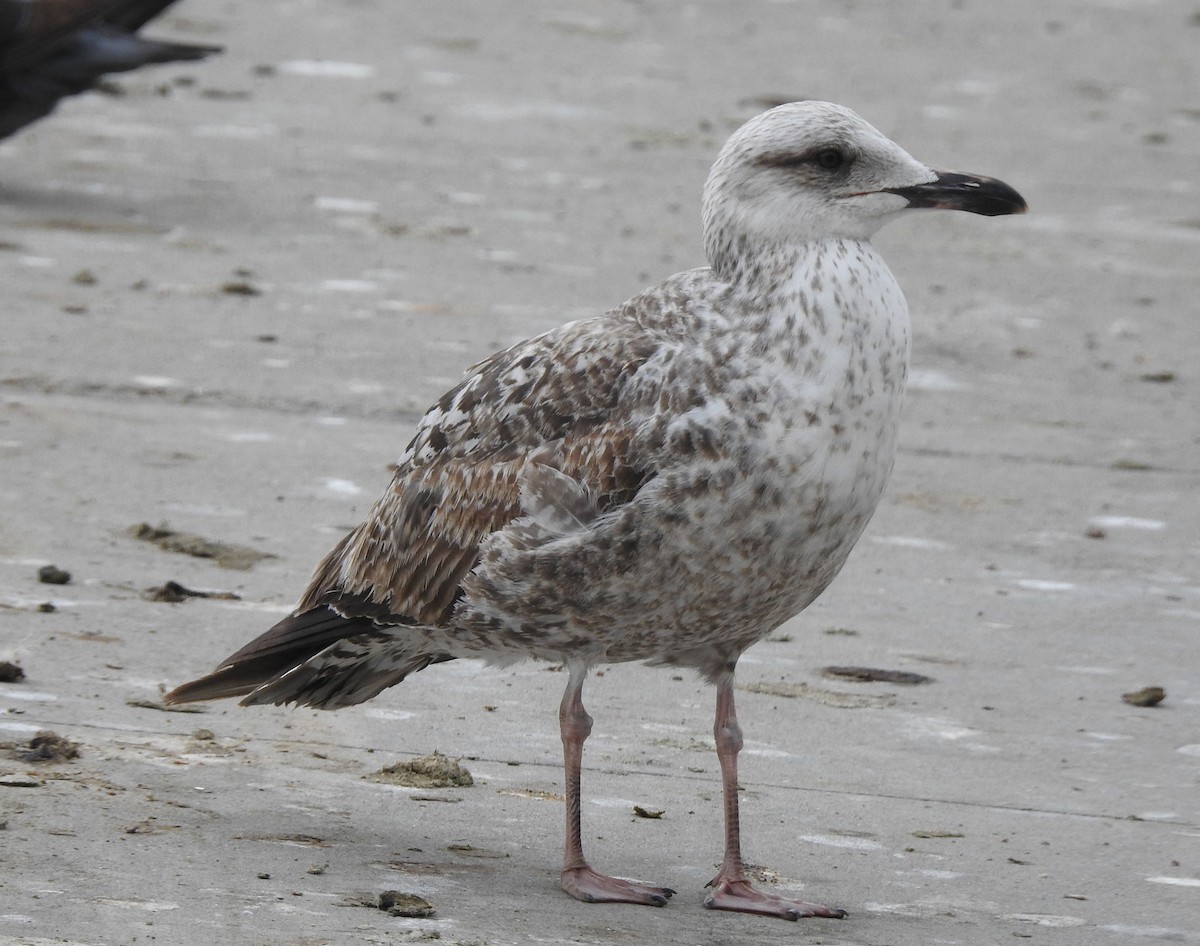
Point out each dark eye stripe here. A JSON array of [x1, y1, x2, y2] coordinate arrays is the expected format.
[[754, 147, 849, 170]]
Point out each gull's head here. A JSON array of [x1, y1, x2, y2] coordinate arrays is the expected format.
[[702, 101, 1026, 278]]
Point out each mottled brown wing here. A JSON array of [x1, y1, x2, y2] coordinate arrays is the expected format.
[[293, 315, 668, 628], [165, 316, 667, 706], [164, 274, 727, 706]]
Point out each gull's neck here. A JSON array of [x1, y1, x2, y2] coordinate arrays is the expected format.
[[710, 235, 866, 295], [705, 235, 908, 367]]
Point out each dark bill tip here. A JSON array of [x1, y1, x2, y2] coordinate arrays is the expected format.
[[887, 171, 1027, 217]]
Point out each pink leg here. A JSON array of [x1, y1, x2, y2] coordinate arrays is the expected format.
[[703, 670, 847, 921], [558, 663, 673, 906]]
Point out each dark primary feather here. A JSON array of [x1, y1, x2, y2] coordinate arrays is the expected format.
[[0, 0, 220, 140], [163, 607, 386, 704]]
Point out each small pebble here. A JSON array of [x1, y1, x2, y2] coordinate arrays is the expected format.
[[221, 280, 261, 296], [1122, 686, 1165, 707], [378, 890, 434, 917], [37, 565, 71, 585]]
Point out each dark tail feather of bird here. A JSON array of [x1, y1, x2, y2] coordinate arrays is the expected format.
[[0, 0, 220, 140], [164, 605, 455, 710], [164, 607, 379, 704]]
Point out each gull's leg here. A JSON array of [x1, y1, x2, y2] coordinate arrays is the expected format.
[[703, 667, 847, 921], [558, 661, 674, 906]]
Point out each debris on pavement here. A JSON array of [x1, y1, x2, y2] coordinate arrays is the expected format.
[[126, 698, 205, 714], [366, 750, 474, 788], [378, 890, 435, 917], [8, 731, 80, 764], [739, 679, 897, 709], [128, 522, 274, 570], [822, 666, 933, 685], [142, 580, 242, 603], [1122, 686, 1165, 707]]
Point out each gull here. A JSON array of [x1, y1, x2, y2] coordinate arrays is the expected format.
[[0, 0, 220, 141], [167, 101, 1025, 921]]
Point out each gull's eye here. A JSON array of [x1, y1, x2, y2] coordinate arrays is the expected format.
[[814, 148, 845, 170], [755, 147, 851, 172]]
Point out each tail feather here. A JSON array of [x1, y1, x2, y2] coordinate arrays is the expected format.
[[0, 0, 220, 72], [0, 0, 220, 140], [239, 642, 452, 710], [56, 28, 218, 75], [165, 605, 452, 709]]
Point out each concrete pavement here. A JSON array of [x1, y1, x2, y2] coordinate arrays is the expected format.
[[2, 2, 1198, 943]]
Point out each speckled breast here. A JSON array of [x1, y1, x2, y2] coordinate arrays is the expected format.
[[454, 241, 912, 675]]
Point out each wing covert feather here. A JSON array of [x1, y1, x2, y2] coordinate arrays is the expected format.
[[296, 313, 673, 626]]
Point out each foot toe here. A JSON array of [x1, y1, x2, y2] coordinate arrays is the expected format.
[[704, 876, 845, 921], [562, 866, 673, 907]]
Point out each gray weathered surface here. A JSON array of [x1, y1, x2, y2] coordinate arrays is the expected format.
[[1, 2, 1197, 943]]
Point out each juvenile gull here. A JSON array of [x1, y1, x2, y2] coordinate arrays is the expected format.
[[167, 101, 1025, 920]]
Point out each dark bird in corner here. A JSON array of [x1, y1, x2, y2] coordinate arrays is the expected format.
[[0, 0, 220, 141]]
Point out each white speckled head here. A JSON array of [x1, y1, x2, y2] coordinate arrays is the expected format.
[[702, 101, 1026, 281], [702, 101, 936, 264]]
